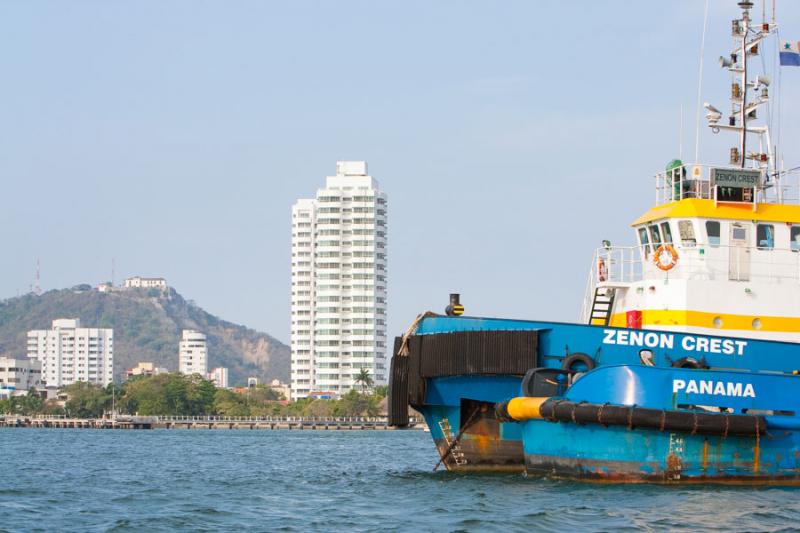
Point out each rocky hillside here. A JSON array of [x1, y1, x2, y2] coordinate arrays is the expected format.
[[0, 286, 289, 385]]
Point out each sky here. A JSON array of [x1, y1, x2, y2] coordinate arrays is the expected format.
[[2, 1, 799, 345]]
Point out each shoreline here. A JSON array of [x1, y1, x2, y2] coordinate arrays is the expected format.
[[0, 415, 425, 431]]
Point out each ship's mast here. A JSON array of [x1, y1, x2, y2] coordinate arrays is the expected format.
[[704, 1, 777, 200], [739, 1, 749, 169]]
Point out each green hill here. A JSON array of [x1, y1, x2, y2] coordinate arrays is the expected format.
[[0, 286, 289, 385]]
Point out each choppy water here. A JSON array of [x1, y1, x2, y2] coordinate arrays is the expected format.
[[1, 429, 799, 532]]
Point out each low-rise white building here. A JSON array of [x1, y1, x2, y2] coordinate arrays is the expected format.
[[27, 318, 114, 387], [268, 379, 291, 401], [207, 367, 229, 389], [179, 330, 208, 376], [123, 276, 168, 290], [124, 362, 169, 381], [0, 356, 42, 398]]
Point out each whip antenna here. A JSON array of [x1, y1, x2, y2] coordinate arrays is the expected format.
[[694, 0, 710, 164]]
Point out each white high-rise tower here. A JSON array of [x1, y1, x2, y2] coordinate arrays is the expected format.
[[27, 318, 114, 387], [290, 161, 388, 400], [179, 330, 208, 376]]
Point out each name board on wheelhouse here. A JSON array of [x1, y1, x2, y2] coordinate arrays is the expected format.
[[711, 167, 761, 203]]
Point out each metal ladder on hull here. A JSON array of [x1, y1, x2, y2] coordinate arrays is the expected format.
[[438, 418, 467, 467], [588, 287, 616, 326]]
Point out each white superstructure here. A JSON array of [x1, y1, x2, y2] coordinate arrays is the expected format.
[[290, 161, 388, 400], [27, 318, 114, 387], [179, 330, 208, 376], [581, 4, 800, 344], [0, 356, 42, 397]]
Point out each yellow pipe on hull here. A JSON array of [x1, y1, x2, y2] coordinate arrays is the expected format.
[[506, 397, 549, 421]]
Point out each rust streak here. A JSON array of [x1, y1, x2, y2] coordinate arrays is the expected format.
[[525, 454, 800, 485], [666, 453, 682, 480], [754, 435, 761, 474], [702, 439, 709, 472]]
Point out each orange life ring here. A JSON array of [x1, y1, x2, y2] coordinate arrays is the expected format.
[[654, 244, 679, 271], [597, 258, 608, 282]]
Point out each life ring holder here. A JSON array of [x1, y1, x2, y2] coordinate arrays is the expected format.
[[654, 244, 679, 271], [597, 258, 608, 282]]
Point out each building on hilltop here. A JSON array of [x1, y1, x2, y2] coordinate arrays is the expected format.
[[27, 318, 114, 387], [206, 367, 229, 389], [179, 330, 208, 376], [290, 161, 388, 400], [123, 276, 167, 290], [124, 361, 168, 381], [0, 356, 42, 398]]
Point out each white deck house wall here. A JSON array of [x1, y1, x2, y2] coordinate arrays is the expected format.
[[584, 202, 800, 343]]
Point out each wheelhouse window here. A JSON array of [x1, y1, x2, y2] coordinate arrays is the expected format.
[[678, 220, 696, 247], [705, 221, 721, 247], [660, 222, 673, 244], [638, 227, 651, 258], [791, 226, 800, 252], [648, 225, 662, 248], [757, 224, 774, 250]]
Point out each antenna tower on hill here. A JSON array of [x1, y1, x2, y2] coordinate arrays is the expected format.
[[32, 258, 42, 296]]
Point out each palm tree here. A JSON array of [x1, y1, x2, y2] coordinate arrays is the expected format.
[[354, 368, 374, 392]]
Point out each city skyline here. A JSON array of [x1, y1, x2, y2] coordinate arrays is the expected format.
[[2, 2, 800, 346]]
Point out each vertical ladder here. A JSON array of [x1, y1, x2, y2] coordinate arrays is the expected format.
[[438, 418, 467, 467], [588, 287, 616, 326]]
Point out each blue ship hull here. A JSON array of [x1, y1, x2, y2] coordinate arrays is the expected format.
[[516, 366, 800, 484], [522, 421, 800, 484], [389, 316, 800, 477], [420, 376, 525, 472]]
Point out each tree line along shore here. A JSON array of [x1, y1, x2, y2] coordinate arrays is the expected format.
[[0, 373, 387, 419]]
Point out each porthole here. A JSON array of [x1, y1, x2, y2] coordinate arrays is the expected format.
[[713, 316, 723, 328], [752, 318, 762, 330]]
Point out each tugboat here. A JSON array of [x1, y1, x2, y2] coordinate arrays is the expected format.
[[389, 0, 800, 482]]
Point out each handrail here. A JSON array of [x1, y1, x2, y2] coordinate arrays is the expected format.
[[654, 163, 800, 206], [150, 415, 396, 423], [15, 414, 419, 424], [580, 243, 800, 322]]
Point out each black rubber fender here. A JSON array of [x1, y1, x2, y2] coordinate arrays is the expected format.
[[521, 367, 572, 397], [538, 399, 766, 437], [562, 352, 596, 373], [671, 357, 708, 370]]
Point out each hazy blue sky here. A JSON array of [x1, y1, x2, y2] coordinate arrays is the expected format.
[[2, 1, 799, 344]]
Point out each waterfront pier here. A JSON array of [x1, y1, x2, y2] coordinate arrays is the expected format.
[[0, 415, 423, 431]]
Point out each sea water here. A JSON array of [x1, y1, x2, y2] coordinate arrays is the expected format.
[[0, 429, 798, 532]]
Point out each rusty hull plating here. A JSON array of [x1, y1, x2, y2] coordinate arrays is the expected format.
[[515, 366, 800, 485]]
